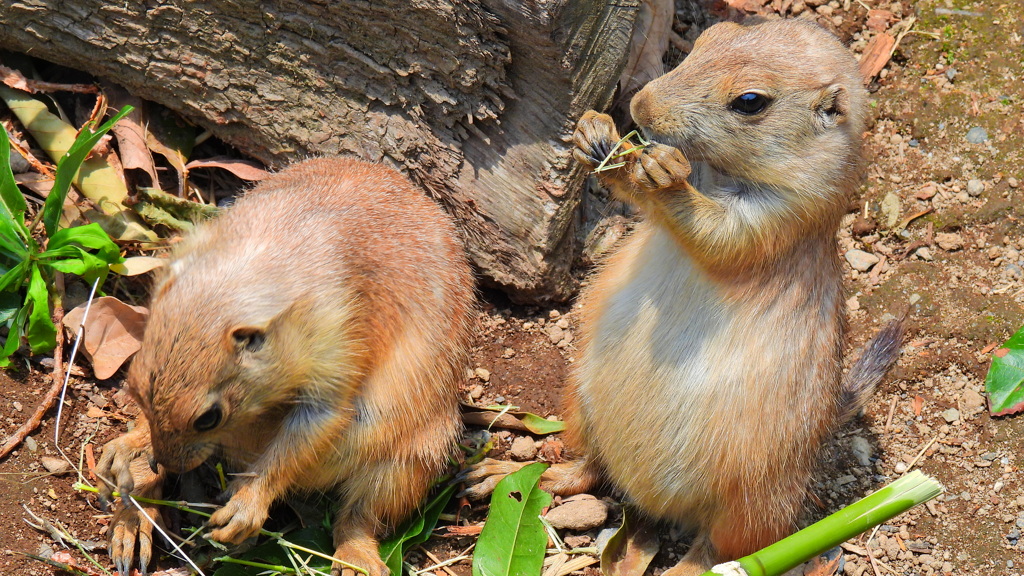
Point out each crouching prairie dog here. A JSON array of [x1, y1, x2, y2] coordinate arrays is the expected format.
[[467, 18, 904, 575], [96, 157, 475, 576]]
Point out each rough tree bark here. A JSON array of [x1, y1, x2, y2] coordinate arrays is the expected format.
[[0, 0, 640, 303]]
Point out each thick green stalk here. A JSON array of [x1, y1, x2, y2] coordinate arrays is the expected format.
[[702, 471, 942, 576]]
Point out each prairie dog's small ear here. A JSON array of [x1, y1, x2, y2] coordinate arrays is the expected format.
[[814, 83, 850, 129], [231, 326, 266, 354]]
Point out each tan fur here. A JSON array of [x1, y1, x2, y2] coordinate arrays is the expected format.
[[97, 157, 475, 576], [565, 19, 869, 574]]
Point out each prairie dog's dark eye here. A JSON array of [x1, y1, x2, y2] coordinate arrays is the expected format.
[[193, 405, 222, 432], [729, 92, 771, 115]]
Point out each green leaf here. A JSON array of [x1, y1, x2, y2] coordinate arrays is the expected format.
[[0, 126, 29, 242], [0, 260, 28, 294], [212, 527, 334, 576], [135, 186, 220, 231], [25, 264, 56, 353], [0, 302, 29, 366], [380, 484, 458, 575], [42, 106, 134, 237], [473, 462, 552, 576], [985, 326, 1024, 416], [0, 291, 19, 325], [464, 404, 566, 435]]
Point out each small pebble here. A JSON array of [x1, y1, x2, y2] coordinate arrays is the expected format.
[[544, 498, 609, 531], [909, 293, 922, 305], [966, 179, 984, 196], [509, 436, 538, 461], [846, 296, 860, 312], [945, 68, 957, 81], [40, 456, 70, 475], [940, 408, 960, 423], [960, 389, 985, 413], [1008, 177, 1019, 188], [965, 127, 988, 143], [469, 384, 484, 400], [845, 249, 880, 272], [474, 367, 491, 382], [915, 246, 933, 261], [908, 138, 919, 147], [935, 232, 964, 251], [24, 436, 38, 452], [12, 401, 22, 412], [894, 462, 909, 473], [545, 324, 566, 345]]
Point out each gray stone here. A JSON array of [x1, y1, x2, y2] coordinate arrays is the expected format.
[[544, 497, 609, 531], [967, 179, 984, 196], [845, 249, 879, 272], [941, 408, 961, 423], [966, 127, 988, 143], [850, 436, 873, 467]]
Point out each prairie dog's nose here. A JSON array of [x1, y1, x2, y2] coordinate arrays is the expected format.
[[630, 87, 655, 127]]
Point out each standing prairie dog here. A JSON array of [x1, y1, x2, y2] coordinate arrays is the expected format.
[[468, 18, 903, 575], [96, 157, 475, 576]]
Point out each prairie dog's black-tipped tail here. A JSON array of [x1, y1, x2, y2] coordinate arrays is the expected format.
[[841, 314, 907, 422]]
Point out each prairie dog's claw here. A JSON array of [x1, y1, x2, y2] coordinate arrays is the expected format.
[[573, 110, 622, 168]]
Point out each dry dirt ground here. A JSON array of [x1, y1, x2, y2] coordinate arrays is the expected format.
[[1, 0, 1023, 575]]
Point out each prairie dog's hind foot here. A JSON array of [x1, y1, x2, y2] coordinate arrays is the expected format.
[[331, 525, 388, 576], [460, 457, 601, 500]]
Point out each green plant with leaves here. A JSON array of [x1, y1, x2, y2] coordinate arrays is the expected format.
[[985, 324, 1024, 416], [0, 106, 131, 366]]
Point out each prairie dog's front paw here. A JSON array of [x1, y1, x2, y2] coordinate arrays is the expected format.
[[572, 110, 622, 168], [96, 425, 154, 502], [208, 485, 271, 544], [631, 143, 691, 193]]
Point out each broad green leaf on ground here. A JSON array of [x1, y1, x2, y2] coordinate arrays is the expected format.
[[62, 297, 148, 379], [135, 186, 220, 231], [0, 87, 134, 227], [25, 264, 55, 353], [380, 484, 458, 575], [986, 325, 1024, 416], [473, 462, 551, 576], [462, 403, 566, 435], [600, 506, 659, 576]]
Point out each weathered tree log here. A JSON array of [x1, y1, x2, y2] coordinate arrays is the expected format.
[[0, 0, 640, 303]]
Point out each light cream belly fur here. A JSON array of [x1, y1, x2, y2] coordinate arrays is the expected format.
[[575, 224, 839, 523]]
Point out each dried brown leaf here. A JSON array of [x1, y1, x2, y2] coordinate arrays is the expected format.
[[106, 87, 159, 187], [601, 508, 659, 576], [62, 297, 149, 380], [859, 33, 896, 81], [185, 156, 269, 181], [804, 553, 841, 576]]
